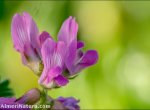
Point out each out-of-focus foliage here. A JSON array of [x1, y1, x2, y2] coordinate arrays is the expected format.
[[1, 1, 150, 109], [0, 79, 14, 97]]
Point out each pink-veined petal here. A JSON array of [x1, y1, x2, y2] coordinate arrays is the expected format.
[[22, 12, 41, 56], [39, 39, 67, 88], [74, 50, 98, 73], [41, 38, 56, 69], [58, 16, 78, 46], [11, 14, 29, 52]]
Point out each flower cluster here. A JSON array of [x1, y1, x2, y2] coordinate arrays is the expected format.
[[2, 12, 99, 109], [11, 12, 98, 89], [0, 89, 79, 110]]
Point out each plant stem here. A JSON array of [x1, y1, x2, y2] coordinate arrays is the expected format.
[[41, 87, 48, 104]]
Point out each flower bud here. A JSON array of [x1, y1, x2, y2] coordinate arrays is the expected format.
[[16, 88, 41, 104]]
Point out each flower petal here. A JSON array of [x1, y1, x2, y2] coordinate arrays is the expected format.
[[38, 67, 62, 88], [39, 39, 67, 88], [22, 12, 40, 56], [74, 50, 98, 73], [57, 97, 80, 110], [11, 14, 29, 52], [77, 41, 84, 49], [41, 38, 56, 69], [38, 38, 56, 83], [38, 31, 52, 46], [54, 75, 69, 86], [58, 16, 78, 47], [11, 12, 41, 72], [58, 16, 78, 74], [41, 38, 66, 69], [0, 98, 16, 104], [16, 88, 40, 105], [65, 40, 77, 74]]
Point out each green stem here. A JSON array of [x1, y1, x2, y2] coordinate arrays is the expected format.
[[33, 88, 53, 110], [41, 87, 48, 104]]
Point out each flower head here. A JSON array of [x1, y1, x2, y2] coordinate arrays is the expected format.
[[38, 38, 69, 88], [16, 88, 41, 104], [56, 97, 80, 110], [11, 12, 50, 75], [58, 16, 98, 76], [11, 12, 98, 88], [0, 88, 40, 110]]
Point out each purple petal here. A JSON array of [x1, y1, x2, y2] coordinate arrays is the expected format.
[[11, 14, 29, 52], [75, 41, 84, 63], [77, 41, 84, 49], [57, 97, 80, 110], [65, 40, 77, 73], [39, 39, 67, 88], [39, 38, 56, 85], [54, 75, 69, 86], [38, 31, 52, 46], [0, 98, 30, 110], [41, 38, 66, 69], [16, 88, 40, 105], [58, 16, 78, 74], [58, 16, 78, 47], [22, 43, 41, 74], [0, 98, 16, 104], [41, 38, 56, 69], [11, 12, 41, 71], [22, 12, 40, 56], [39, 39, 56, 84], [23, 43, 40, 61], [75, 50, 98, 73], [55, 41, 67, 67], [38, 67, 62, 88]]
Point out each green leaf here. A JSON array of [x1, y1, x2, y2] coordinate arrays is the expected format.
[[0, 79, 14, 97]]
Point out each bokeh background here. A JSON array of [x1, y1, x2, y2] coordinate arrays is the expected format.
[[1, 1, 150, 109]]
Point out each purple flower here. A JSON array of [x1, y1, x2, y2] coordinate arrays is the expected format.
[[38, 38, 69, 88], [58, 16, 98, 76], [11, 12, 98, 88], [57, 97, 80, 110], [0, 88, 40, 110], [11, 12, 50, 75], [16, 88, 41, 104]]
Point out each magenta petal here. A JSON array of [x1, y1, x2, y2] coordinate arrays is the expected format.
[[66, 40, 77, 74], [38, 67, 62, 88], [58, 16, 78, 47], [55, 41, 67, 67], [22, 13, 39, 40], [0, 98, 16, 104], [39, 38, 67, 88], [38, 31, 52, 46], [54, 75, 69, 86], [77, 41, 84, 49], [75, 50, 98, 73], [11, 14, 29, 52], [11, 12, 41, 71], [41, 38, 66, 69], [57, 97, 80, 110], [58, 16, 79, 74], [0, 98, 30, 110], [41, 38, 56, 69], [22, 12, 39, 40]]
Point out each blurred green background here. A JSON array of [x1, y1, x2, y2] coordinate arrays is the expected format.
[[1, 1, 150, 109]]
